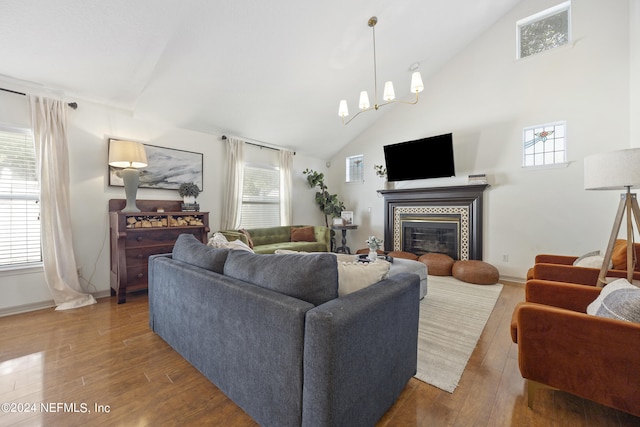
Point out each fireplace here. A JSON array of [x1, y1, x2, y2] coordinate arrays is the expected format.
[[379, 184, 488, 260]]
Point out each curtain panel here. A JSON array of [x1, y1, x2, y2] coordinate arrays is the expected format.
[[29, 95, 96, 310]]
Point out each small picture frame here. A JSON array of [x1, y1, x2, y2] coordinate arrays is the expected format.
[[333, 217, 345, 226], [340, 211, 354, 225]]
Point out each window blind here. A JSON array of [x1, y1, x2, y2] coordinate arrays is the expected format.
[[241, 165, 280, 229], [0, 127, 42, 268]]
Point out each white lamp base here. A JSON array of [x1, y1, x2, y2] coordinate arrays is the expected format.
[[121, 167, 141, 212]]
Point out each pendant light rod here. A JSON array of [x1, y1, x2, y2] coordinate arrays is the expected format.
[[338, 16, 425, 125]]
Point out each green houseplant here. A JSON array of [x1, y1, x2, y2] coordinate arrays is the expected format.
[[179, 182, 201, 203], [302, 169, 345, 227]]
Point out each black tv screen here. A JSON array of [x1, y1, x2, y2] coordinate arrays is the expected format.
[[383, 133, 455, 182]]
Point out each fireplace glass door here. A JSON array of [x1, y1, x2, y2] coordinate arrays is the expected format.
[[401, 217, 460, 259]]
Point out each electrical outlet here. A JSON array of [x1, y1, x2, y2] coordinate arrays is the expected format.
[[502, 254, 509, 262]]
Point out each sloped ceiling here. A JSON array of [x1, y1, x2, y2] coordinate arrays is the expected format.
[[0, 0, 521, 158]]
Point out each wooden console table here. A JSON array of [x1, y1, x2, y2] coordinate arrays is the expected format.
[[109, 199, 210, 303]]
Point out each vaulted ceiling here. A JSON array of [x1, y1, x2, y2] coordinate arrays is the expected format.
[[0, 0, 521, 158]]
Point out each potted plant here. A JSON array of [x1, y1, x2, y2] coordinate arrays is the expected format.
[[302, 169, 345, 228], [179, 182, 200, 204], [374, 164, 394, 190], [365, 236, 383, 261]]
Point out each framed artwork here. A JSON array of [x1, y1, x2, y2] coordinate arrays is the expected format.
[[340, 210, 354, 225], [108, 139, 203, 190]]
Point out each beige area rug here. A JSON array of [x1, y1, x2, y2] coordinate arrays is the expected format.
[[414, 275, 503, 393]]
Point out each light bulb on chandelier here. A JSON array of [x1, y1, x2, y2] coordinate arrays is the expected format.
[[338, 16, 424, 125]]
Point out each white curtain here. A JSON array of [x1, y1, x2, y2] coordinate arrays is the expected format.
[[29, 95, 96, 310], [220, 137, 245, 230], [279, 149, 293, 225]]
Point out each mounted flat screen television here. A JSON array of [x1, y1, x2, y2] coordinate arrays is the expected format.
[[383, 133, 455, 182]]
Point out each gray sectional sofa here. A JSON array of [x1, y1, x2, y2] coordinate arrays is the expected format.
[[148, 234, 421, 427]]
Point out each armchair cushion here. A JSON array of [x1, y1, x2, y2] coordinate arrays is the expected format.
[[586, 278, 636, 315]]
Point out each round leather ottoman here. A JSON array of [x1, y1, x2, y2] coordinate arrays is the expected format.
[[418, 253, 454, 276], [387, 251, 418, 261], [452, 260, 499, 285]]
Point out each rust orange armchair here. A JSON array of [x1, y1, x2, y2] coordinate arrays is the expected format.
[[527, 243, 640, 286], [511, 279, 640, 417]]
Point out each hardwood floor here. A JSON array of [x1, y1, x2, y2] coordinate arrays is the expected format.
[[1, 282, 638, 426]]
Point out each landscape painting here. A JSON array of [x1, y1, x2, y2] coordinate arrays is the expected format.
[[109, 141, 203, 190]]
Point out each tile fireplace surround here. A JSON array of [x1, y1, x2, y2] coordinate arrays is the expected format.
[[379, 184, 488, 260]]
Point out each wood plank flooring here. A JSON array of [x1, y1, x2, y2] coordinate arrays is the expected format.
[[0, 282, 638, 426]]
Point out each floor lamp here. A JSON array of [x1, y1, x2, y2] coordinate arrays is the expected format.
[[584, 148, 640, 287], [108, 139, 148, 212]]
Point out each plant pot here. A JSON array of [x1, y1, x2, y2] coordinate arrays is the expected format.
[[183, 195, 196, 204], [368, 250, 378, 261], [384, 181, 395, 190]]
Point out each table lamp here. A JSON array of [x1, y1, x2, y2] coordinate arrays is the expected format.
[[108, 139, 148, 212], [584, 147, 640, 286]]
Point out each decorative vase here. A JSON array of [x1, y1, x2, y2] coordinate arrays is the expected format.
[[368, 250, 377, 261], [384, 180, 395, 190], [183, 195, 196, 204]]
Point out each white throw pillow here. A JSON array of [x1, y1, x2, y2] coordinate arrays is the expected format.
[[586, 278, 636, 315], [573, 255, 606, 269], [208, 232, 254, 252], [338, 260, 390, 296]]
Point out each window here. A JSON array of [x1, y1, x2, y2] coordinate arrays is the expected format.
[[240, 164, 280, 228], [346, 154, 364, 183], [517, 1, 571, 59], [0, 126, 42, 268], [523, 121, 566, 167]]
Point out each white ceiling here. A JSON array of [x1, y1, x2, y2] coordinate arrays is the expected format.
[[0, 0, 521, 158]]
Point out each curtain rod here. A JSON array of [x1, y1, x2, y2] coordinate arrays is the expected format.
[[221, 135, 295, 155], [0, 87, 78, 109]]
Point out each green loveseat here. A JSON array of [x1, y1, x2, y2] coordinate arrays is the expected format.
[[218, 225, 330, 254]]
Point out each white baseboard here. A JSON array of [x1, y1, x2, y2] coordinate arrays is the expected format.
[[0, 290, 112, 317]]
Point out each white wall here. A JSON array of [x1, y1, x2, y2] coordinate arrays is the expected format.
[[329, 0, 635, 280], [0, 90, 326, 313]]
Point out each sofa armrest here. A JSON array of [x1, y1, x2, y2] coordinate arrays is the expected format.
[[313, 226, 331, 252], [534, 254, 578, 265], [525, 279, 602, 311], [532, 263, 600, 285], [302, 272, 420, 427], [513, 302, 640, 416], [218, 230, 248, 245]]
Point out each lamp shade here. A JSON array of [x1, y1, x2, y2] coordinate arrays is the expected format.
[[108, 140, 148, 169], [338, 100, 349, 117], [383, 81, 395, 101], [410, 71, 424, 93], [358, 91, 370, 110], [584, 148, 640, 190]]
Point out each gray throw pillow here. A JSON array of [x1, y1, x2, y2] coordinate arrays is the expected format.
[[223, 251, 339, 306], [172, 234, 229, 274], [596, 287, 640, 323]]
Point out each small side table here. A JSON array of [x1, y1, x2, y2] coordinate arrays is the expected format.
[[331, 224, 358, 254]]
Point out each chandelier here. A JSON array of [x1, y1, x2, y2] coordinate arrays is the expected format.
[[338, 16, 424, 125]]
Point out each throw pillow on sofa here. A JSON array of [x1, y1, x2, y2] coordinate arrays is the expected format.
[[596, 287, 640, 323], [208, 232, 254, 252], [337, 260, 391, 296], [224, 251, 339, 306], [173, 234, 229, 273], [290, 226, 316, 242], [586, 278, 636, 315]]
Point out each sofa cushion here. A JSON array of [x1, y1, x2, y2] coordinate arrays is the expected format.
[[173, 234, 229, 274], [223, 251, 339, 306], [337, 260, 391, 296], [291, 226, 316, 242]]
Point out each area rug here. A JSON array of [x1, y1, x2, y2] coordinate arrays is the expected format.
[[414, 275, 503, 393]]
